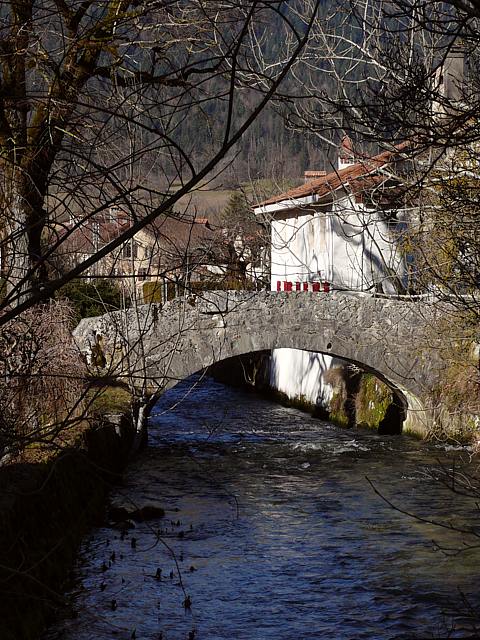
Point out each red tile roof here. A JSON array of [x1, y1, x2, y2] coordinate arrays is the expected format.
[[258, 143, 410, 207]]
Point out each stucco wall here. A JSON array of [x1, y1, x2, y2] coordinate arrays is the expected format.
[[270, 206, 331, 287], [270, 196, 407, 293], [269, 195, 409, 418], [270, 348, 335, 407]]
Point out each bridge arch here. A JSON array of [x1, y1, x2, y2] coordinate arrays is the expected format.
[[74, 291, 443, 437]]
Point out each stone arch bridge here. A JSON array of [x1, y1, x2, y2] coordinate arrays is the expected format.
[[74, 291, 446, 436]]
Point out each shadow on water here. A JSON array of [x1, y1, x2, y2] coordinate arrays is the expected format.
[[44, 375, 480, 640]]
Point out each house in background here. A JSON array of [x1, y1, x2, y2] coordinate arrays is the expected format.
[[58, 208, 156, 288], [253, 140, 412, 412], [57, 206, 266, 302], [255, 139, 411, 295], [58, 209, 220, 301]]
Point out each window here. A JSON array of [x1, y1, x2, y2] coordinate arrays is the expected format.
[[123, 240, 138, 259]]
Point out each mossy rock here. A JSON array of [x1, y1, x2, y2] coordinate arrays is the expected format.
[[355, 374, 393, 428]]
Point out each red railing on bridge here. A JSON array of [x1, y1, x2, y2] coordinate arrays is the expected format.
[[276, 280, 331, 293]]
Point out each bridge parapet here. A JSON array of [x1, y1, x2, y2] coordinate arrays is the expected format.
[[74, 290, 447, 435]]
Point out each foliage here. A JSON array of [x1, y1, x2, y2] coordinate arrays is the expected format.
[[408, 171, 480, 301], [328, 389, 350, 428], [425, 314, 480, 442], [89, 386, 132, 416], [57, 279, 126, 322], [323, 366, 397, 429], [214, 190, 269, 287], [221, 192, 252, 227]]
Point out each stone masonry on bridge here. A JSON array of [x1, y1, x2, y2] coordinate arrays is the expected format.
[[74, 291, 446, 437]]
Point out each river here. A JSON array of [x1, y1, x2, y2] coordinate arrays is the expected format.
[[44, 376, 480, 639]]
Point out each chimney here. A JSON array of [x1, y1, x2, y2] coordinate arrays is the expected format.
[[338, 135, 355, 170], [433, 45, 465, 118]]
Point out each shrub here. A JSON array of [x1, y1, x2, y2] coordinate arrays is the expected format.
[[56, 278, 126, 321], [0, 302, 86, 454]]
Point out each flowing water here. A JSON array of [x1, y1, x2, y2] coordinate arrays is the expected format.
[[45, 376, 480, 639]]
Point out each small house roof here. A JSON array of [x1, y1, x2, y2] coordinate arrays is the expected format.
[[256, 143, 410, 209]]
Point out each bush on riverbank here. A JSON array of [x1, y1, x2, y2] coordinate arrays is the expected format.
[[0, 302, 87, 458], [89, 386, 132, 415], [414, 314, 480, 443]]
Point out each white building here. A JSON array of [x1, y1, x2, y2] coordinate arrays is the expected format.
[[253, 142, 411, 409]]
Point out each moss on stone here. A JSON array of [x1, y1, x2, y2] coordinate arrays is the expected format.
[[328, 390, 350, 428], [355, 374, 393, 429], [89, 386, 132, 415]]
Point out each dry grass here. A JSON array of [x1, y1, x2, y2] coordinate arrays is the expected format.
[[14, 386, 133, 465], [173, 188, 233, 223]]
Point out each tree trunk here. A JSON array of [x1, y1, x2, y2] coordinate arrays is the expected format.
[[3, 168, 45, 306]]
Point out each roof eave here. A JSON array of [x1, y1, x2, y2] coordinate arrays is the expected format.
[[253, 192, 333, 216]]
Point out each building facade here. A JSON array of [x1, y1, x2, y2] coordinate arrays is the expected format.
[[58, 209, 219, 301], [253, 142, 411, 411]]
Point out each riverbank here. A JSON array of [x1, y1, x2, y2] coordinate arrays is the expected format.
[[210, 352, 480, 443], [0, 392, 135, 640]]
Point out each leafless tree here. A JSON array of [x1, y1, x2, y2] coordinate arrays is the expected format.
[[0, 0, 327, 461], [290, 0, 480, 303], [260, 0, 479, 424], [0, 0, 321, 319]]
